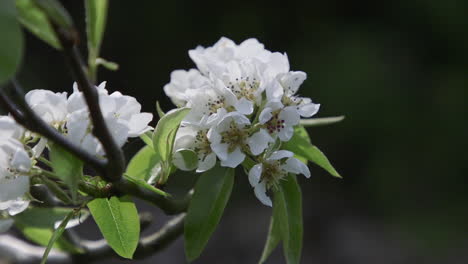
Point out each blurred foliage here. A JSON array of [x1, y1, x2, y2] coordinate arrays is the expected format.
[[15, 0, 468, 261]]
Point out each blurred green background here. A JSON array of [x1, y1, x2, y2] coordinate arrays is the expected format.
[[13, 0, 468, 263]]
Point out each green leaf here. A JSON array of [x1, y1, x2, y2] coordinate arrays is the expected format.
[[40, 176, 72, 204], [0, 0, 23, 85], [41, 209, 76, 264], [274, 175, 303, 264], [173, 149, 198, 171], [156, 101, 165, 118], [300, 116, 345, 127], [153, 108, 190, 163], [124, 174, 169, 197], [15, 0, 61, 49], [140, 131, 154, 148], [259, 210, 282, 263], [49, 143, 84, 202], [85, 0, 108, 81], [95, 57, 118, 70], [185, 165, 234, 261], [34, 0, 73, 29], [88, 196, 140, 259], [85, 0, 107, 56], [283, 126, 342, 178], [126, 145, 160, 182], [14, 207, 81, 252]]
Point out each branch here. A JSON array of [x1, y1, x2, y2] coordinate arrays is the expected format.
[[113, 178, 193, 215], [77, 213, 186, 261], [0, 87, 107, 175], [0, 213, 185, 263], [0, 234, 71, 264], [53, 25, 125, 182]]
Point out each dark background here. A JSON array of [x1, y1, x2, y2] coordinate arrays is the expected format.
[[15, 0, 468, 263]]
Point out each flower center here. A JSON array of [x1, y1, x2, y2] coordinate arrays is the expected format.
[[227, 76, 260, 101], [282, 95, 304, 107], [193, 129, 212, 156], [220, 123, 248, 153], [265, 110, 285, 134], [261, 161, 287, 189], [204, 96, 227, 115]]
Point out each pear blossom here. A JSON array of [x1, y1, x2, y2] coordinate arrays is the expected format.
[[248, 150, 310, 206], [173, 122, 217, 173], [208, 112, 273, 168], [25, 89, 68, 129], [0, 138, 31, 227], [163, 69, 210, 107], [66, 82, 153, 156], [189, 37, 288, 78], [0, 116, 24, 140]]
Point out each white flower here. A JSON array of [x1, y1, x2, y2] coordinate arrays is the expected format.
[[189, 37, 289, 78], [163, 69, 210, 107], [67, 82, 153, 156], [173, 122, 217, 173], [208, 112, 273, 168], [259, 99, 300, 141], [0, 138, 31, 215], [25, 89, 68, 128], [0, 116, 24, 140], [248, 150, 310, 206], [266, 71, 320, 118]]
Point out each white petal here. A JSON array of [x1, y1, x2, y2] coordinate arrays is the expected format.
[[7, 199, 29, 216], [278, 126, 294, 141], [254, 182, 272, 207], [283, 158, 311, 178], [210, 142, 229, 161], [266, 80, 284, 101], [247, 129, 274, 156], [259, 108, 273, 124], [298, 102, 320, 118], [268, 150, 294, 161], [281, 71, 307, 95], [220, 147, 245, 168], [279, 106, 301, 126], [235, 97, 254, 115], [128, 113, 153, 137], [196, 152, 217, 173], [248, 164, 263, 187], [0, 219, 13, 233], [0, 176, 29, 202], [10, 148, 31, 173], [0, 116, 23, 139]]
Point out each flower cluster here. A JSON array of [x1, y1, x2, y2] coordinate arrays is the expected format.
[[165, 37, 319, 206], [0, 83, 152, 232]]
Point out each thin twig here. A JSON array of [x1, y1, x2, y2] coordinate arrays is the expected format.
[[113, 178, 193, 215], [53, 24, 125, 182]]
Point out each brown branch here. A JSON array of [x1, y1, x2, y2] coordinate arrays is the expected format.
[[51, 23, 125, 182]]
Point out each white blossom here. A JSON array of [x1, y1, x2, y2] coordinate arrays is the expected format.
[[163, 69, 210, 107], [173, 121, 217, 173], [67, 82, 153, 156], [208, 112, 273, 168], [25, 89, 68, 128], [0, 138, 31, 221], [0, 116, 24, 140], [248, 150, 310, 206]]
